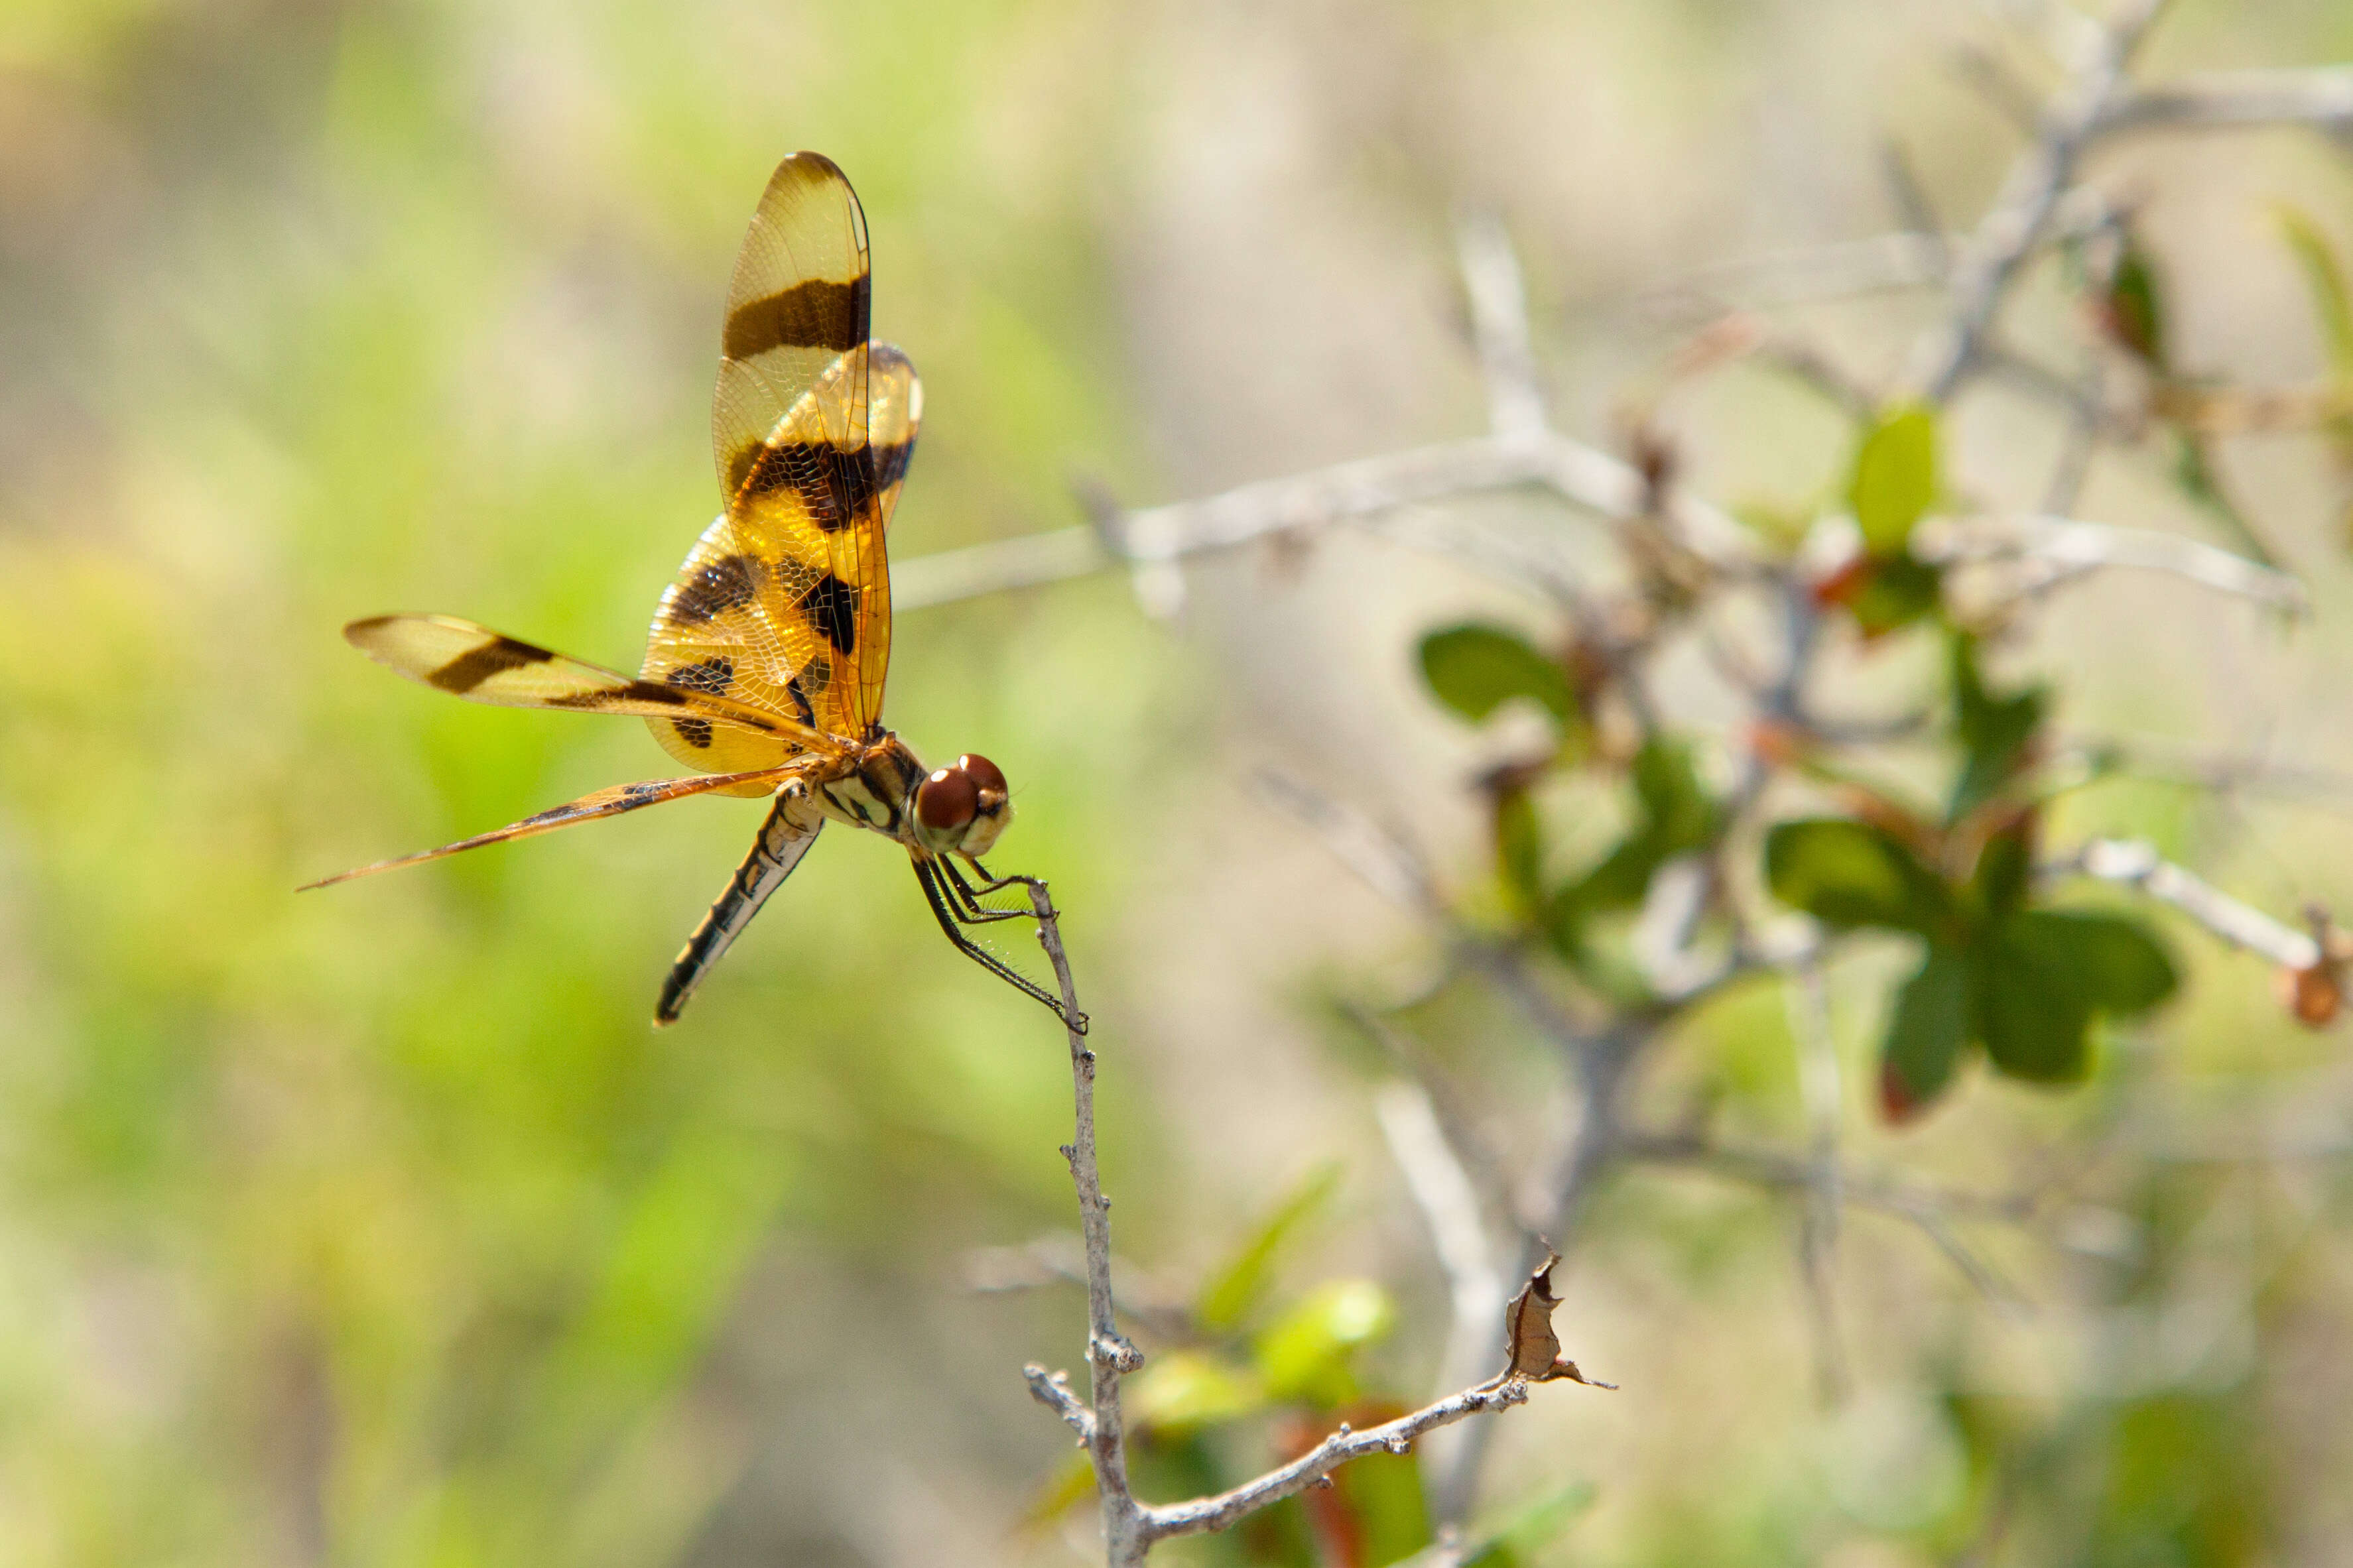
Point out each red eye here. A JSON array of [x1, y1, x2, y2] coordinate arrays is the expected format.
[[958, 753, 1007, 796], [916, 768, 978, 832]]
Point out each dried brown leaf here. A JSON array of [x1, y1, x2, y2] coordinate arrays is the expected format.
[[1499, 1251, 1618, 1390]]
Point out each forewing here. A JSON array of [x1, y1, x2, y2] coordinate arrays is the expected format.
[[300, 764, 806, 889], [711, 151, 870, 498], [348, 616, 826, 782]]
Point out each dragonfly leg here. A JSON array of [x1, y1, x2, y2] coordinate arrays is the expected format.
[[934, 856, 1035, 924], [913, 857, 1086, 1032], [964, 857, 1043, 898]]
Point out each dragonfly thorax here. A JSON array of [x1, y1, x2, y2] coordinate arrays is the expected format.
[[811, 735, 1013, 859]]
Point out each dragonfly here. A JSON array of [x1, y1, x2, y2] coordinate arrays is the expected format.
[[306, 152, 1076, 1031]]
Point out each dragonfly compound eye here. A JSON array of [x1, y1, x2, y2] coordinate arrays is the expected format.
[[916, 767, 979, 833], [957, 753, 1007, 799]]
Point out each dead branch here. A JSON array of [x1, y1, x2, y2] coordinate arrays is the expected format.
[[1019, 882, 1151, 1565], [2100, 66, 2353, 137], [1143, 1382, 1532, 1542], [2067, 838, 2321, 969], [1920, 514, 2307, 612]]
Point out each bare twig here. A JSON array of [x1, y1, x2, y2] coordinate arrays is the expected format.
[[2066, 734, 2353, 810], [1020, 881, 1151, 1566], [1912, 0, 2174, 400], [2039, 355, 2108, 514], [1633, 232, 1953, 314], [1619, 1128, 2033, 1303], [891, 525, 1110, 611], [1251, 768, 1444, 919], [2067, 838, 2321, 968], [1106, 429, 1757, 579], [1979, 343, 2134, 434], [1919, 514, 2307, 612], [889, 430, 1752, 616], [1458, 212, 1549, 443], [2100, 66, 2353, 137], [2151, 378, 2353, 436], [1375, 1080, 1512, 1524], [1617, 1130, 2036, 1225], [1023, 1364, 1095, 1443], [1787, 960, 1850, 1403], [1377, 1081, 1509, 1370], [1740, 330, 1879, 418], [1143, 1382, 1534, 1543]]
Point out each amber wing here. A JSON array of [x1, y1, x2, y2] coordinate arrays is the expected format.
[[641, 151, 917, 792], [344, 615, 829, 750]]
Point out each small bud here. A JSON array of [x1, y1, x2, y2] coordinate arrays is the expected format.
[[2275, 961, 2343, 1028]]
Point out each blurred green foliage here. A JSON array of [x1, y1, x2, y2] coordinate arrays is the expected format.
[[1417, 400, 2183, 1123]]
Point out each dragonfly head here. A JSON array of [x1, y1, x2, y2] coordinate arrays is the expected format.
[[912, 752, 1013, 857]]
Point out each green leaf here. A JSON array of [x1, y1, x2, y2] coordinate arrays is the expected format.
[[2007, 908, 2178, 1014], [1881, 945, 1972, 1122], [1495, 787, 1545, 914], [1763, 818, 1950, 935], [1419, 625, 1574, 727], [1195, 1162, 1342, 1334], [1462, 1480, 1600, 1567], [1966, 821, 2034, 922], [1255, 1280, 1396, 1406], [1846, 552, 1944, 635], [1630, 737, 1716, 850], [1126, 1349, 1266, 1434], [1555, 839, 1661, 922], [2105, 242, 2167, 367], [1556, 739, 1718, 917], [1948, 633, 2046, 822], [1976, 933, 2096, 1083], [1976, 910, 2176, 1083], [1545, 740, 1720, 983], [1849, 403, 1939, 554], [2279, 205, 2353, 379], [1021, 1452, 1100, 1526], [1334, 1449, 1433, 1565]]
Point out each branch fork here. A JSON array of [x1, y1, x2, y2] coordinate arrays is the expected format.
[[1019, 882, 1603, 1563]]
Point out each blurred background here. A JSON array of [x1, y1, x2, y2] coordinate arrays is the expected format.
[[5, 0, 2353, 1564]]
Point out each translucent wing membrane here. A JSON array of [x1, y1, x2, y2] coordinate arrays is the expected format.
[[710, 151, 871, 484], [346, 615, 830, 763], [300, 764, 806, 889], [650, 149, 913, 764], [648, 343, 919, 760], [850, 344, 919, 725]]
